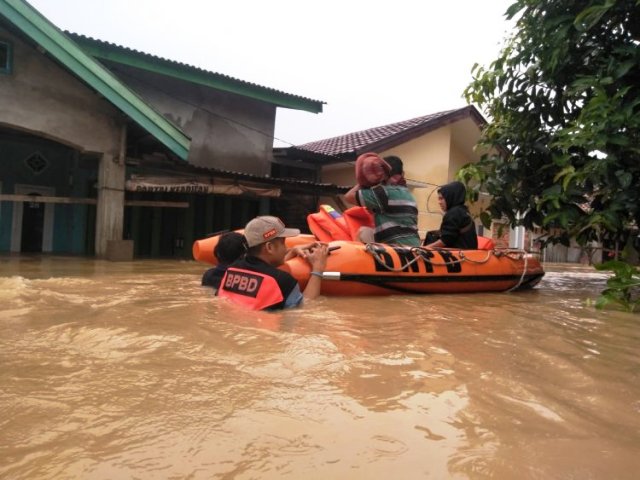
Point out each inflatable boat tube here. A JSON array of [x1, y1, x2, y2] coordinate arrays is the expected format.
[[194, 233, 544, 296], [192, 230, 316, 265]]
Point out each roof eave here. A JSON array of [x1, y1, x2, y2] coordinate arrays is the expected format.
[[135, 155, 350, 195], [69, 34, 325, 114]]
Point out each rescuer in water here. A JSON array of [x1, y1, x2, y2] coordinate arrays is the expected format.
[[217, 216, 329, 310]]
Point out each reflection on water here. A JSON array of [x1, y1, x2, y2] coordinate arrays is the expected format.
[[1, 256, 639, 479]]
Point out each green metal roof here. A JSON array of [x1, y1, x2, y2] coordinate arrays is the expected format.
[[67, 33, 325, 114], [0, 0, 190, 160], [65, 32, 325, 113]]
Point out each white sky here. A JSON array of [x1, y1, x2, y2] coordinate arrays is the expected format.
[[29, 0, 515, 147]]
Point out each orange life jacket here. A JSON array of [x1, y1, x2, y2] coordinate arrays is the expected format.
[[218, 267, 285, 310], [307, 205, 374, 242], [477, 236, 496, 250], [342, 206, 374, 239], [307, 205, 351, 242]]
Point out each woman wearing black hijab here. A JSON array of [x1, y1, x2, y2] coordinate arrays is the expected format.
[[424, 181, 478, 249]]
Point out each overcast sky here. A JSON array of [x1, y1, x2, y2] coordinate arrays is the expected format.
[[29, 0, 515, 147]]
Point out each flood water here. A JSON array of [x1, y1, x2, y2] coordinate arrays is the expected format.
[[1, 256, 639, 479]]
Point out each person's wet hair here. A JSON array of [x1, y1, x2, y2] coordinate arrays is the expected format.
[[213, 231, 246, 265], [383, 155, 403, 176]]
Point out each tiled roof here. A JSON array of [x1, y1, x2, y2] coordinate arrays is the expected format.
[[296, 106, 485, 158]]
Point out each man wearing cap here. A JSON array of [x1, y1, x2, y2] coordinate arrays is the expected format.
[[218, 216, 329, 310]]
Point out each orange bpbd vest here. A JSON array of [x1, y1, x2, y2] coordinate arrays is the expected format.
[[218, 267, 285, 310]]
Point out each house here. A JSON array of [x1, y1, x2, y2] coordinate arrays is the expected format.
[[276, 106, 501, 242], [280, 107, 613, 262], [0, 0, 345, 259]]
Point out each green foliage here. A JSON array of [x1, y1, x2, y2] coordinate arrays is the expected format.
[[463, 0, 640, 253], [595, 260, 640, 312]]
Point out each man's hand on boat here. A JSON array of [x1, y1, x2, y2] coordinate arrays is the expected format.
[[285, 242, 328, 264], [286, 242, 330, 301]]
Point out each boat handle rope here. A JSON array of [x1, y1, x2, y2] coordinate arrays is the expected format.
[[501, 249, 529, 292], [364, 244, 493, 272], [363, 244, 532, 292], [464, 248, 531, 291]]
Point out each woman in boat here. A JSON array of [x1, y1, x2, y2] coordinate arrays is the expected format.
[[424, 181, 478, 249], [344, 155, 420, 246]]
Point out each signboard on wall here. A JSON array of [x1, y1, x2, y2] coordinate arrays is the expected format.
[[125, 175, 281, 197]]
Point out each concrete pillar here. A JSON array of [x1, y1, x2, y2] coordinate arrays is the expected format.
[[509, 225, 525, 249], [95, 152, 125, 257]]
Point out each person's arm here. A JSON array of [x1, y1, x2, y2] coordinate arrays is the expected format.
[[438, 209, 464, 247], [302, 244, 329, 300], [344, 185, 361, 205]]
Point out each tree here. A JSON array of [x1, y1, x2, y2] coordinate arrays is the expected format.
[[462, 0, 640, 254]]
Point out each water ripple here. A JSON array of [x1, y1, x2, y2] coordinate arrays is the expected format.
[[1, 259, 640, 479]]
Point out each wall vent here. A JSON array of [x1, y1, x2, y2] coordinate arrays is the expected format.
[[24, 152, 49, 175]]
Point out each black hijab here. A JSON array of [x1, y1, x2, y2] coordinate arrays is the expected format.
[[438, 181, 467, 210]]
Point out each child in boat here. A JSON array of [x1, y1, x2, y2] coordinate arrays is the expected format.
[[344, 154, 420, 246], [201, 231, 246, 290], [424, 181, 478, 249]]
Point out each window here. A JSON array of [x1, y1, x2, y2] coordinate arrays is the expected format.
[[0, 40, 12, 74]]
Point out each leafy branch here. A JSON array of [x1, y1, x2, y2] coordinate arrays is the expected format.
[[462, 0, 640, 311], [595, 260, 640, 312]]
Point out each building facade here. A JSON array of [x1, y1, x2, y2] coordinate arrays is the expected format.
[[1, 0, 342, 259]]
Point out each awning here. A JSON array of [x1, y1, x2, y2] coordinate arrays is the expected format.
[[125, 175, 281, 197]]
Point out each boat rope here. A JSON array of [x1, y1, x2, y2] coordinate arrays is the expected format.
[[364, 244, 531, 291], [364, 244, 493, 272], [494, 248, 530, 292], [457, 250, 493, 264]]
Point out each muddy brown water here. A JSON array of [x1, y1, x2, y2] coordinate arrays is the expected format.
[[1, 256, 639, 479]]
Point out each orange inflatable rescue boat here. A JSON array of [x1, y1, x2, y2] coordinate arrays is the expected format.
[[192, 206, 545, 296]]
